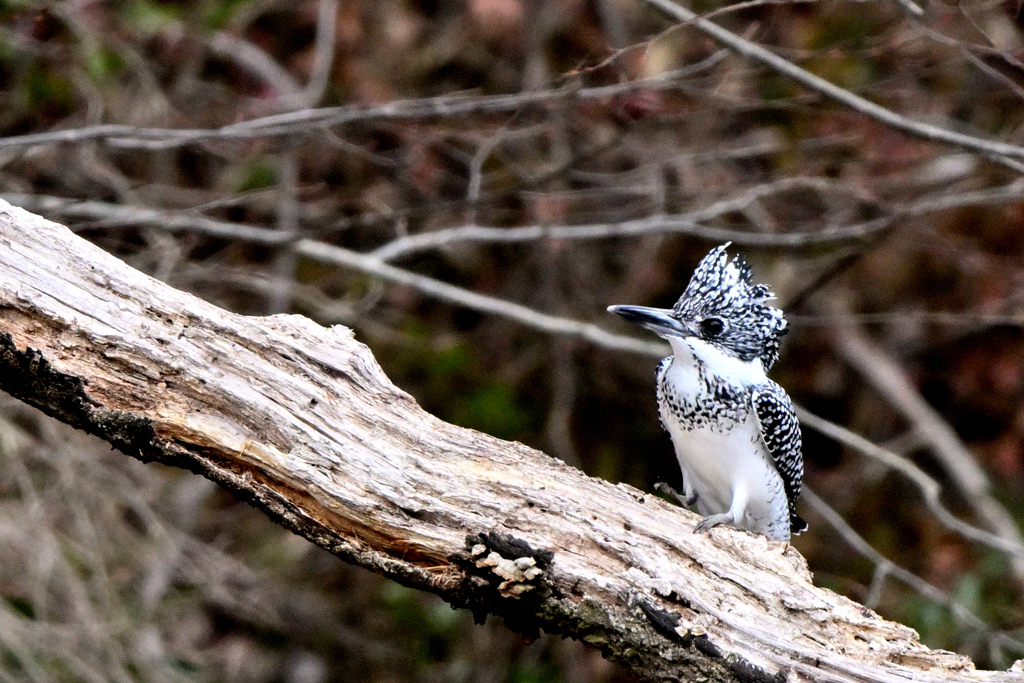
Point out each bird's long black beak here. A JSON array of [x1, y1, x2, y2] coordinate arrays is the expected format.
[[607, 305, 690, 338]]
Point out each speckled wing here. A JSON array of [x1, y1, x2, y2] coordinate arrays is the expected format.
[[751, 382, 807, 534]]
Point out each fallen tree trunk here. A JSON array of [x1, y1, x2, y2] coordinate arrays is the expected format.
[[0, 199, 1015, 683]]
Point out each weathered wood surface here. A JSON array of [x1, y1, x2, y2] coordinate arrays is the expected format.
[[0, 199, 1016, 683]]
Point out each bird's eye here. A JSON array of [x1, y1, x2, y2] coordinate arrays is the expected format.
[[699, 317, 725, 337]]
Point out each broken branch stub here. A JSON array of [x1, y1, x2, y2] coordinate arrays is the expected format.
[[0, 200, 1015, 682]]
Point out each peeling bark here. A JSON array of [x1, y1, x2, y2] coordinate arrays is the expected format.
[[0, 200, 1017, 683]]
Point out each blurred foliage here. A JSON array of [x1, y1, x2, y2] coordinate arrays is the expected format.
[[2, 0, 1024, 679], [386, 334, 539, 441]]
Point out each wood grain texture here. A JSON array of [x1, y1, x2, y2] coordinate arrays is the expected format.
[[0, 199, 1016, 683]]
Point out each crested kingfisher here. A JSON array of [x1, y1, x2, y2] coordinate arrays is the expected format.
[[609, 244, 805, 542]]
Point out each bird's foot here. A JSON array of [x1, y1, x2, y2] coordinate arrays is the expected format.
[[694, 513, 733, 534], [654, 482, 697, 508]]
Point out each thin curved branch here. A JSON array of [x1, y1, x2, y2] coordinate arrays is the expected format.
[[796, 407, 1024, 560], [801, 489, 1024, 660], [0, 194, 290, 243], [825, 299, 1024, 585], [370, 177, 879, 261], [642, 0, 1024, 169], [11, 177, 1024, 268], [0, 70, 712, 152], [294, 239, 666, 357]]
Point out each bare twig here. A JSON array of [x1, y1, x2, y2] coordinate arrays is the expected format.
[[1, 194, 289, 243], [802, 488, 1024, 662], [209, 31, 302, 101], [902, 177, 1024, 214], [827, 300, 1024, 583], [692, 0, 921, 21], [371, 177, 881, 261], [0, 70, 719, 152], [790, 310, 1024, 330], [371, 210, 892, 261], [20, 174, 1024, 269], [642, 0, 1024, 169], [269, 150, 300, 313], [302, 0, 339, 108], [889, 0, 925, 17], [293, 239, 666, 357], [795, 407, 1024, 563], [343, 176, 1024, 261], [464, 125, 549, 226]]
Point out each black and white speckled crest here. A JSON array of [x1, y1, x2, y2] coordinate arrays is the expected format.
[[673, 244, 788, 370]]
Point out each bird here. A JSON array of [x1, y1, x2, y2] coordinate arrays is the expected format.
[[608, 243, 806, 542]]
